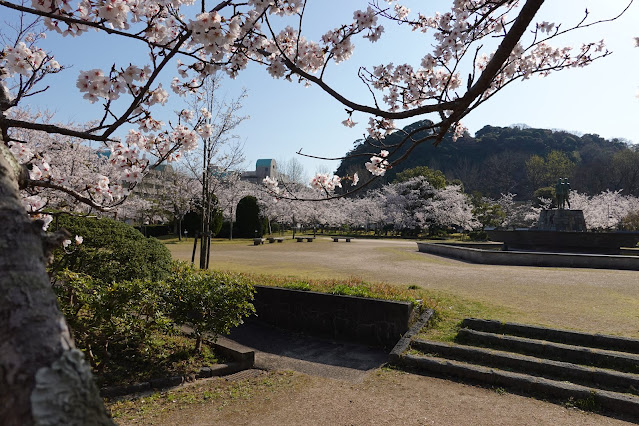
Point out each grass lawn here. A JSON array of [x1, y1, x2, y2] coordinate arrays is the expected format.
[[165, 236, 639, 339]]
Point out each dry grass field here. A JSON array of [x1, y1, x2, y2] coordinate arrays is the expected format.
[[167, 237, 639, 338]]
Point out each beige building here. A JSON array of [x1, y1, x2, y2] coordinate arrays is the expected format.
[[241, 159, 278, 183]]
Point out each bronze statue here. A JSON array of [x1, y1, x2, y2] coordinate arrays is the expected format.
[[555, 178, 571, 209]]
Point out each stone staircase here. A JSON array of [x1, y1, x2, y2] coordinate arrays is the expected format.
[[397, 318, 639, 421]]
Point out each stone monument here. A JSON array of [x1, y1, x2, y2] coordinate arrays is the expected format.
[[486, 177, 639, 254], [537, 178, 586, 232]]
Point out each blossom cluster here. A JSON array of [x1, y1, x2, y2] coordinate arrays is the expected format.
[[262, 176, 280, 195], [1, 41, 59, 78], [76, 65, 151, 103], [365, 150, 390, 176], [452, 121, 466, 142], [310, 173, 342, 192], [62, 235, 83, 250]]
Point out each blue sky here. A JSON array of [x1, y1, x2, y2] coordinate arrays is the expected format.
[[7, 0, 639, 176]]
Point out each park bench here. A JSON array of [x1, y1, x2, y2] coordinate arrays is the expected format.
[[332, 237, 352, 242], [267, 237, 284, 243], [253, 238, 265, 245], [295, 236, 316, 242]]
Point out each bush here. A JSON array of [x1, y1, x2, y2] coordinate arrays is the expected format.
[[622, 211, 639, 231], [134, 224, 172, 238], [54, 271, 174, 377], [468, 230, 488, 241], [182, 207, 223, 237], [166, 263, 256, 351], [236, 196, 262, 237], [533, 186, 555, 207], [49, 215, 172, 283]]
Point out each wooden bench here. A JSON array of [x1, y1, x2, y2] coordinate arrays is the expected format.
[[332, 237, 352, 242], [253, 238, 265, 245], [295, 236, 316, 242], [267, 237, 284, 243]]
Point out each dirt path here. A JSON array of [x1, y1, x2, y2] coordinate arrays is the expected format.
[[170, 238, 639, 337], [114, 369, 631, 425]]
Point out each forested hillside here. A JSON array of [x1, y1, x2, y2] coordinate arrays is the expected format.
[[335, 121, 636, 199]]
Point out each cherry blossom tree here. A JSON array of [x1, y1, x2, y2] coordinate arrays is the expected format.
[[425, 184, 478, 232], [494, 192, 548, 228], [347, 190, 389, 234], [0, 0, 632, 422], [150, 166, 200, 239], [114, 192, 154, 223], [175, 74, 246, 266], [570, 190, 639, 230]]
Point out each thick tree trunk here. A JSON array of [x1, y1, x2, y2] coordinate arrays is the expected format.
[[0, 139, 113, 424]]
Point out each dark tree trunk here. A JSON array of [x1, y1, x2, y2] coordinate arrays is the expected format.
[[0, 139, 113, 424]]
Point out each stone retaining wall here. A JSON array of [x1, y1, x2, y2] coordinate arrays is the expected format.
[[252, 285, 415, 347], [417, 242, 639, 271]]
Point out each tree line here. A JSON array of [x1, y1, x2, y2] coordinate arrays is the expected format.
[[336, 121, 636, 200]]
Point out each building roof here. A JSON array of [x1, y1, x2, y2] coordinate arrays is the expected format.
[[256, 159, 275, 168]]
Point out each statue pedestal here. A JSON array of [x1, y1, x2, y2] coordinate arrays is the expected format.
[[537, 209, 586, 232], [486, 208, 639, 255]]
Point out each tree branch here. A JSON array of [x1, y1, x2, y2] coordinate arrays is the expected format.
[[0, 118, 115, 142]]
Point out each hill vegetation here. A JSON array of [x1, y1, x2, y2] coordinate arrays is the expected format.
[[335, 121, 637, 199]]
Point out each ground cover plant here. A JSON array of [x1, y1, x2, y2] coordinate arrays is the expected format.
[[412, 290, 517, 342], [241, 272, 424, 304]]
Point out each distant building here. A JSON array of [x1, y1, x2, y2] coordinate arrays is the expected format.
[[241, 159, 278, 183], [135, 164, 175, 199]]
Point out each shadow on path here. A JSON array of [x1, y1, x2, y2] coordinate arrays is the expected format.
[[221, 320, 389, 383]]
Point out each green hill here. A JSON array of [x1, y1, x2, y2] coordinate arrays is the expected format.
[[335, 121, 633, 199]]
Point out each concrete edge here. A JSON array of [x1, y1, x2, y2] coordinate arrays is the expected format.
[[388, 308, 434, 364], [211, 335, 255, 366], [456, 329, 639, 372], [410, 338, 639, 393], [401, 354, 639, 420], [462, 318, 639, 354], [416, 242, 639, 271], [100, 337, 255, 399]]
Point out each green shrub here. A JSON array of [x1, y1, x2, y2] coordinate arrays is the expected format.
[[49, 215, 172, 283], [54, 270, 174, 376], [166, 263, 256, 351], [236, 195, 262, 237], [182, 206, 223, 237], [468, 230, 488, 241]]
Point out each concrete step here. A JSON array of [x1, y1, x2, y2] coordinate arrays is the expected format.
[[412, 338, 639, 396], [456, 328, 639, 373], [401, 353, 639, 420], [462, 318, 639, 354]]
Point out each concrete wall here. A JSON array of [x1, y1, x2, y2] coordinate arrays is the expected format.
[[417, 242, 639, 271], [252, 285, 414, 347]]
